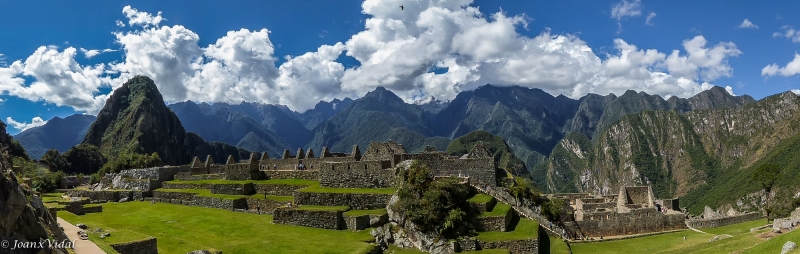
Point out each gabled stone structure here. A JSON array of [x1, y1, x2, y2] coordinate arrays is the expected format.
[[261, 152, 269, 162], [204, 155, 214, 168], [423, 146, 438, 153], [351, 145, 361, 161], [321, 147, 331, 158], [282, 149, 291, 159], [190, 156, 203, 168], [306, 149, 315, 159], [468, 141, 493, 159], [226, 155, 236, 165], [296, 148, 305, 159]]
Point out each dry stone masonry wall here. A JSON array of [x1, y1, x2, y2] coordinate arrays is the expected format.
[[273, 208, 345, 230], [686, 212, 762, 228], [294, 192, 393, 210], [109, 237, 158, 254]]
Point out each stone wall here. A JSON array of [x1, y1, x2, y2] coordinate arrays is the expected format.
[[686, 212, 762, 229], [344, 213, 388, 231], [318, 162, 396, 188], [153, 190, 197, 201], [260, 157, 356, 171], [472, 198, 497, 213], [82, 205, 103, 213], [174, 172, 225, 181], [245, 198, 289, 214], [396, 154, 496, 187], [109, 237, 158, 254], [161, 182, 212, 190], [253, 183, 307, 196], [67, 190, 141, 202], [192, 196, 247, 210], [294, 192, 392, 210], [210, 183, 255, 195], [262, 170, 319, 180], [477, 239, 538, 254], [475, 209, 517, 232], [224, 168, 264, 181], [567, 208, 686, 237], [273, 208, 345, 230]]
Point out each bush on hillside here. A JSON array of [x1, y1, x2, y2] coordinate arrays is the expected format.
[[99, 152, 162, 174], [393, 160, 476, 237], [40, 149, 70, 172], [32, 171, 65, 193]]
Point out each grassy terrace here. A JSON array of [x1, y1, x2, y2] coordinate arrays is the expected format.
[[59, 201, 374, 253], [343, 209, 387, 216], [166, 179, 320, 186], [468, 194, 494, 204], [298, 185, 396, 195], [474, 219, 539, 242], [570, 219, 781, 254], [154, 188, 292, 201], [296, 205, 350, 211], [480, 203, 511, 217]]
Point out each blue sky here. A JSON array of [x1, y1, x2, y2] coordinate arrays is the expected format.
[[2, 0, 800, 134]]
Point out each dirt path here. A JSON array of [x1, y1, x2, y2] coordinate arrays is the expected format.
[[686, 225, 708, 234], [57, 217, 105, 254]]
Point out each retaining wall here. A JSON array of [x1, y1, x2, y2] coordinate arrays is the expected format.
[[293, 192, 392, 210], [475, 209, 516, 232], [153, 191, 197, 201], [567, 208, 686, 237], [210, 183, 255, 195], [253, 183, 307, 196], [344, 213, 388, 231], [245, 198, 290, 214], [273, 208, 345, 230], [262, 170, 319, 180], [318, 162, 396, 188], [686, 212, 762, 228], [174, 172, 225, 181], [109, 237, 158, 254], [192, 196, 247, 210]]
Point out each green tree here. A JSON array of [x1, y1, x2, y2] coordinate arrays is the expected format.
[[40, 149, 70, 172], [751, 163, 781, 220], [99, 152, 163, 174], [63, 144, 107, 174]]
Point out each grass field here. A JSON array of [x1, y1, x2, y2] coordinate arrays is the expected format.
[[569, 218, 795, 254], [474, 218, 539, 242], [59, 201, 375, 253], [344, 209, 387, 216], [297, 205, 350, 211], [468, 194, 494, 204], [550, 236, 571, 254], [480, 203, 511, 217]]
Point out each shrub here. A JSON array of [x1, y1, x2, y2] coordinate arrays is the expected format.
[[99, 152, 162, 174], [64, 144, 107, 174], [393, 161, 476, 237], [41, 149, 71, 172], [32, 171, 65, 193]]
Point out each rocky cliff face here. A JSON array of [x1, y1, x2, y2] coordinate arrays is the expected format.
[[82, 76, 250, 166], [0, 121, 68, 254], [539, 91, 800, 208]]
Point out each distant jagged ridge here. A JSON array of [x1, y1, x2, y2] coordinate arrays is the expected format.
[[82, 75, 250, 166], [14, 114, 96, 160]]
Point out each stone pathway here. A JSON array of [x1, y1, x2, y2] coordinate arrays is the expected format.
[[57, 217, 105, 254], [686, 225, 708, 234]]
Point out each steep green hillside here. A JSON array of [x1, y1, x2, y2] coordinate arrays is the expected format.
[[82, 76, 249, 166], [446, 130, 526, 176]]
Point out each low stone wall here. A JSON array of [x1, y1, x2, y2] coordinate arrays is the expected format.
[[253, 183, 307, 196], [475, 209, 516, 232], [67, 190, 142, 202], [772, 208, 800, 233], [472, 199, 497, 213], [246, 198, 289, 214], [192, 196, 247, 210], [344, 213, 388, 231], [478, 239, 538, 254], [318, 162, 395, 188], [263, 170, 319, 180], [83, 205, 103, 213], [109, 237, 158, 254], [153, 190, 197, 201], [686, 212, 762, 228], [294, 192, 392, 210], [174, 172, 225, 181], [273, 208, 345, 230], [224, 168, 265, 181], [567, 208, 686, 237], [161, 182, 212, 190], [210, 183, 255, 195]]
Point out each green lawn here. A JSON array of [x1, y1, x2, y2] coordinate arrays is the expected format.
[[296, 205, 350, 211], [344, 209, 387, 216], [299, 186, 396, 195], [550, 236, 571, 254], [742, 228, 800, 254], [480, 203, 511, 217], [474, 219, 539, 242], [154, 188, 249, 200], [59, 201, 375, 253], [166, 179, 319, 186], [570, 219, 776, 254], [468, 194, 494, 204]]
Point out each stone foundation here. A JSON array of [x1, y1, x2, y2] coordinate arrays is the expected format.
[[273, 208, 345, 230], [456, 238, 538, 254], [109, 237, 158, 254], [294, 192, 392, 210], [161, 182, 212, 190], [318, 162, 395, 188], [566, 208, 686, 237], [153, 190, 197, 202], [263, 170, 319, 180], [67, 190, 144, 202], [174, 172, 225, 181], [253, 183, 308, 196], [686, 212, 762, 228], [344, 213, 388, 231], [475, 209, 516, 232], [246, 198, 290, 214], [192, 196, 247, 210], [210, 183, 255, 195]]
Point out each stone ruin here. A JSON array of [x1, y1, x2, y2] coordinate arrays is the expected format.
[[555, 186, 686, 238]]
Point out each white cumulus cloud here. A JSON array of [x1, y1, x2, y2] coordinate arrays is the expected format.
[[645, 12, 656, 26], [762, 53, 800, 77], [773, 26, 800, 42], [738, 19, 758, 29], [79, 48, 116, 58], [0, 1, 746, 114], [5, 116, 47, 132], [792, 89, 800, 95]]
